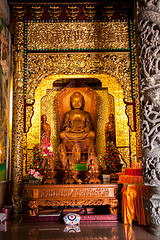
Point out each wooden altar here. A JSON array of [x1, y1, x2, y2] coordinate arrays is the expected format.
[[24, 183, 122, 217]]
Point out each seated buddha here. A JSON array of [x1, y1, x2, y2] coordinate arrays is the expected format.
[[60, 91, 95, 142]]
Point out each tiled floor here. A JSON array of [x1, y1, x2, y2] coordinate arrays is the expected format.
[[0, 215, 160, 240]]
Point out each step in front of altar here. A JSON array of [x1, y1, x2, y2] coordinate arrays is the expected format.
[[26, 213, 118, 222], [26, 206, 118, 222]]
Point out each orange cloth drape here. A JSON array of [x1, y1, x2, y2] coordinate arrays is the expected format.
[[121, 184, 150, 225]]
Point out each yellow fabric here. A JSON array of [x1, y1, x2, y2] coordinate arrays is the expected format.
[[121, 184, 150, 225]]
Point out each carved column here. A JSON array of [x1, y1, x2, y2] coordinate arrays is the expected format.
[[135, 0, 160, 235], [11, 7, 24, 213]]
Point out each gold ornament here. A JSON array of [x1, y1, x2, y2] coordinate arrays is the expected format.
[[31, 5, 43, 20], [48, 5, 61, 20], [66, 5, 79, 20], [13, 5, 25, 21], [84, 4, 96, 20], [103, 5, 114, 19]]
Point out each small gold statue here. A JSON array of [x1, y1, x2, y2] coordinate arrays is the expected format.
[[41, 114, 51, 143], [105, 113, 116, 146], [86, 158, 100, 184], [64, 156, 78, 184], [86, 150, 100, 184]]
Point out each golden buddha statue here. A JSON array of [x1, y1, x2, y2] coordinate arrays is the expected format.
[[60, 92, 95, 141]]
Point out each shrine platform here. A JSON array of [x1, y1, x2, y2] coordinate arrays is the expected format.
[[24, 184, 122, 219]]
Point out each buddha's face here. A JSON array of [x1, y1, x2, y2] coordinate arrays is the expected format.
[[71, 97, 83, 109], [41, 115, 47, 122], [109, 114, 114, 122]]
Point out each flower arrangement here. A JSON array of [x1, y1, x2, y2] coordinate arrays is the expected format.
[[28, 169, 42, 180], [28, 143, 44, 180], [99, 142, 120, 172], [28, 140, 55, 181], [41, 139, 55, 159]]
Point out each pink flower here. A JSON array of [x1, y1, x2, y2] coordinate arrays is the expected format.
[[33, 171, 40, 179], [29, 169, 35, 175]]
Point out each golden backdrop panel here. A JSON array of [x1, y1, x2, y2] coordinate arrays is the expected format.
[[26, 149, 34, 173], [27, 76, 56, 149], [119, 147, 130, 168], [27, 22, 129, 50], [41, 89, 59, 161], [26, 52, 131, 103], [130, 131, 137, 164], [26, 74, 130, 170], [96, 88, 114, 157]]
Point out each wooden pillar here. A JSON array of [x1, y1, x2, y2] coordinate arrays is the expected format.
[[11, 6, 24, 213]]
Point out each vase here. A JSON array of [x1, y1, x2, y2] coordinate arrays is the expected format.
[[102, 174, 110, 184], [29, 179, 40, 185]]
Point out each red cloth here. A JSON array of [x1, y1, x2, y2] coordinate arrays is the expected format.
[[125, 168, 142, 176]]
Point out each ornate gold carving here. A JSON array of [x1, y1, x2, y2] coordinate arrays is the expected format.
[[84, 4, 96, 19], [28, 200, 38, 216], [43, 199, 111, 207], [129, 130, 137, 164], [12, 194, 22, 213], [12, 21, 24, 205], [25, 184, 120, 216], [66, 5, 79, 20], [48, 5, 61, 20], [31, 5, 43, 20], [24, 189, 33, 199], [110, 199, 118, 214], [27, 22, 129, 50], [39, 188, 110, 198], [25, 102, 34, 133], [23, 133, 27, 176], [120, 7, 128, 19], [26, 150, 34, 173], [26, 53, 131, 103], [14, 22, 24, 49], [103, 5, 114, 19], [125, 103, 134, 132], [118, 147, 130, 168], [13, 5, 25, 21]]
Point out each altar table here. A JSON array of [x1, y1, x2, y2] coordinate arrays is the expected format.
[[24, 184, 122, 217], [121, 184, 150, 225]]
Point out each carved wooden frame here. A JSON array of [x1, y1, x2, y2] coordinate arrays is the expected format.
[[24, 183, 121, 216]]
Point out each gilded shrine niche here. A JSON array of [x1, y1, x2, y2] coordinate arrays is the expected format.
[[26, 76, 130, 176], [23, 20, 140, 177]]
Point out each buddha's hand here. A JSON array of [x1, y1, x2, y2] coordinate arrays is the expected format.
[[65, 127, 71, 132], [71, 128, 84, 132], [84, 127, 90, 132]]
